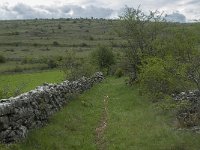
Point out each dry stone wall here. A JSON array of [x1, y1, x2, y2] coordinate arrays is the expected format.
[[0, 72, 104, 143], [173, 90, 200, 128]]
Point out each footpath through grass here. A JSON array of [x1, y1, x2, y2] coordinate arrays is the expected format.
[[1, 77, 200, 150]]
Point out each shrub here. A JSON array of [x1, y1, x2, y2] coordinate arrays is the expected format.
[[91, 45, 115, 75], [80, 43, 88, 47], [47, 59, 58, 69], [0, 55, 6, 63], [89, 36, 94, 41], [58, 24, 62, 29], [53, 41, 59, 46], [138, 57, 190, 100], [115, 68, 124, 78]]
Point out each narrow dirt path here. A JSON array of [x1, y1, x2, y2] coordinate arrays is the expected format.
[[95, 95, 109, 150]]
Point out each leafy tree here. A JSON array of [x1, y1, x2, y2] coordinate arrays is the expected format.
[[91, 45, 115, 75], [118, 6, 166, 82]]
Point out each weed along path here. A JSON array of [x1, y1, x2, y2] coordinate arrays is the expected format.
[[1, 78, 200, 150]]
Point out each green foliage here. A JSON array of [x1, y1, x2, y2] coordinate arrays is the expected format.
[[47, 59, 58, 69], [0, 54, 6, 63], [114, 68, 124, 78], [53, 41, 59, 46], [80, 42, 88, 47], [119, 6, 166, 81], [138, 57, 191, 100], [152, 27, 198, 62], [58, 24, 62, 29], [91, 45, 115, 75], [155, 96, 190, 111], [120, 7, 199, 97]]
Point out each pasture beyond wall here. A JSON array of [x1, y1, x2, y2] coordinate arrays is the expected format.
[[0, 72, 104, 143]]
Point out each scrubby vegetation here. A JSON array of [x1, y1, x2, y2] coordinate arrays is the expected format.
[[118, 7, 200, 128]]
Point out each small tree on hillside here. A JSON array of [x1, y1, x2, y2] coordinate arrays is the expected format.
[[91, 45, 115, 75]]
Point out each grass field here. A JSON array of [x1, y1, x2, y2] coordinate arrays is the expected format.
[[1, 77, 200, 150], [0, 19, 122, 73], [0, 70, 64, 99], [0, 19, 199, 73]]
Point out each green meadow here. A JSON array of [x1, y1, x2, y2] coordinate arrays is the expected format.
[[0, 70, 64, 98]]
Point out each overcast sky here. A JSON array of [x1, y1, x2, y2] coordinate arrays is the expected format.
[[0, 0, 199, 22]]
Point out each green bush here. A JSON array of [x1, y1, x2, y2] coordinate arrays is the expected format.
[[91, 45, 115, 75], [89, 36, 94, 41], [138, 57, 190, 100], [53, 41, 59, 46], [80, 43, 88, 47], [115, 68, 124, 78], [47, 59, 58, 69], [0, 55, 6, 63]]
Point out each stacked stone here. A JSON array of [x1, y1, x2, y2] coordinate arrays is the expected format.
[[173, 90, 200, 128], [0, 72, 104, 143], [173, 90, 200, 102]]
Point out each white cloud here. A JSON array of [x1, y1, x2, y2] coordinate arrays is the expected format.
[[165, 12, 186, 23], [0, 3, 115, 19], [0, 0, 199, 21]]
